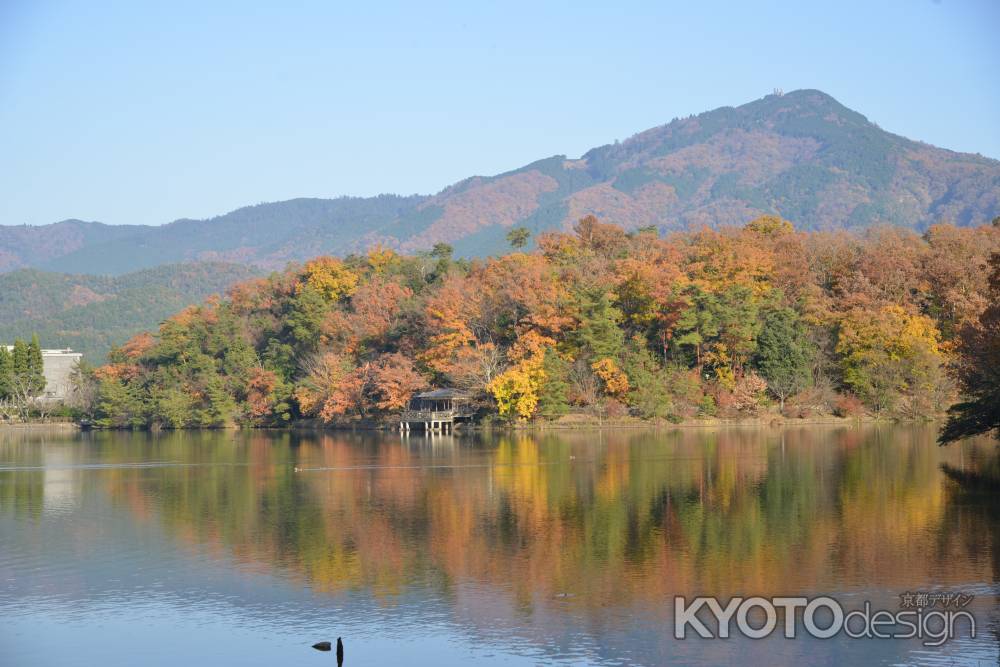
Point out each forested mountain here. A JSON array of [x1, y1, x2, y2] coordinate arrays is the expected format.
[[0, 219, 148, 273], [0, 262, 261, 361], [81, 216, 1000, 428], [0, 197, 429, 275], [2, 90, 997, 275]]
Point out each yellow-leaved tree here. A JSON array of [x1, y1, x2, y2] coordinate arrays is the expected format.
[[488, 361, 544, 420], [591, 358, 629, 397], [297, 257, 359, 301], [837, 305, 949, 416], [487, 330, 553, 420]]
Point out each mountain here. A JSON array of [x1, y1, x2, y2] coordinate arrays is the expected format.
[[2, 89, 998, 273], [0, 197, 429, 275], [0, 219, 148, 273], [0, 262, 262, 361]]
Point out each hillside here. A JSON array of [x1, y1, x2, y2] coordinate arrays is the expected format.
[[0, 262, 262, 361], [78, 217, 1000, 429], [2, 89, 998, 274]]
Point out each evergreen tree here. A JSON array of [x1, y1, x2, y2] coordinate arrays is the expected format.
[[95, 377, 145, 429], [11, 339, 29, 389], [0, 345, 14, 400], [573, 288, 625, 360], [506, 227, 531, 250], [28, 334, 46, 396], [285, 287, 329, 355], [673, 285, 760, 384], [622, 338, 671, 418], [672, 286, 720, 368], [153, 387, 195, 428], [711, 286, 761, 380], [753, 307, 813, 410], [0, 345, 12, 399], [429, 242, 454, 280], [537, 349, 570, 419]]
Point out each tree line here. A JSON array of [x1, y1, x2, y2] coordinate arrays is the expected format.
[[73, 215, 1000, 433], [0, 334, 47, 422]]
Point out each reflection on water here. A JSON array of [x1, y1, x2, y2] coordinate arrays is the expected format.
[[0, 425, 997, 666]]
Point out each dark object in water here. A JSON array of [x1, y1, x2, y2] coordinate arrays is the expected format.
[[312, 641, 331, 651], [337, 637, 344, 665]]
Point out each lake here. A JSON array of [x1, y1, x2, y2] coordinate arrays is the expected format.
[[0, 425, 997, 666]]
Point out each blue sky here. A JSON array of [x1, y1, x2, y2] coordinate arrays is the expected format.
[[1, 0, 998, 227]]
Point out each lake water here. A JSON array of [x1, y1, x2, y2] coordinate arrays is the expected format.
[[0, 425, 997, 666]]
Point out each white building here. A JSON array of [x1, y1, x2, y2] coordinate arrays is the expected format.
[[40, 348, 83, 401], [2, 346, 83, 402]]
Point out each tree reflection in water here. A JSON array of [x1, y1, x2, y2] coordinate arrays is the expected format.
[[1, 425, 997, 665]]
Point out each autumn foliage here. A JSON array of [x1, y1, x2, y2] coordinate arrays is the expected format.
[[85, 216, 1000, 428]]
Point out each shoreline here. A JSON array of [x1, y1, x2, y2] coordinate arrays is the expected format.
[[289, 412, 921, 433], [0, 414, 937, 434], [0, 422, 79, 432]]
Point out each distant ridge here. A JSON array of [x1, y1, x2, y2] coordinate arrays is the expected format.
[[0, 262, 262, 360], [2, 89, 998, 274]]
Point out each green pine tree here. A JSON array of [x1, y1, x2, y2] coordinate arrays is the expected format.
[[11, 339, 30, 387], [96, 377, 145, 429], [622, 336, 671, 419], [671, 286, 720, 368], [429, 242, 454, 280], [506, 227, 531, 250], [537, 349, 570, 419], [622, 337, 671, 418], [28, 334, 46, 396], [753, 307, 813, 410], [573, 287, 625, 360], [0, 345, 12, 399], [154, 387, 195, 428], [672, 285, 760, 379]]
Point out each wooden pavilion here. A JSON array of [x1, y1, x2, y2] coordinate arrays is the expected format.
[[399, 388, 474, 432]]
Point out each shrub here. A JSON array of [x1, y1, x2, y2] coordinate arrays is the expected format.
[[732, 372, 768, 415], [782, 402, 811, 419], [604, 398, 629, 418], [833, 393, 865, 418], [787, 380, 839, 416], [664, 365, 705, 417]]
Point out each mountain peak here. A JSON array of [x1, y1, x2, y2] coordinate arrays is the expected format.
[[738, 88, 872, 125], [3, 91, 998, 273], [771, 88, 843, 105]]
